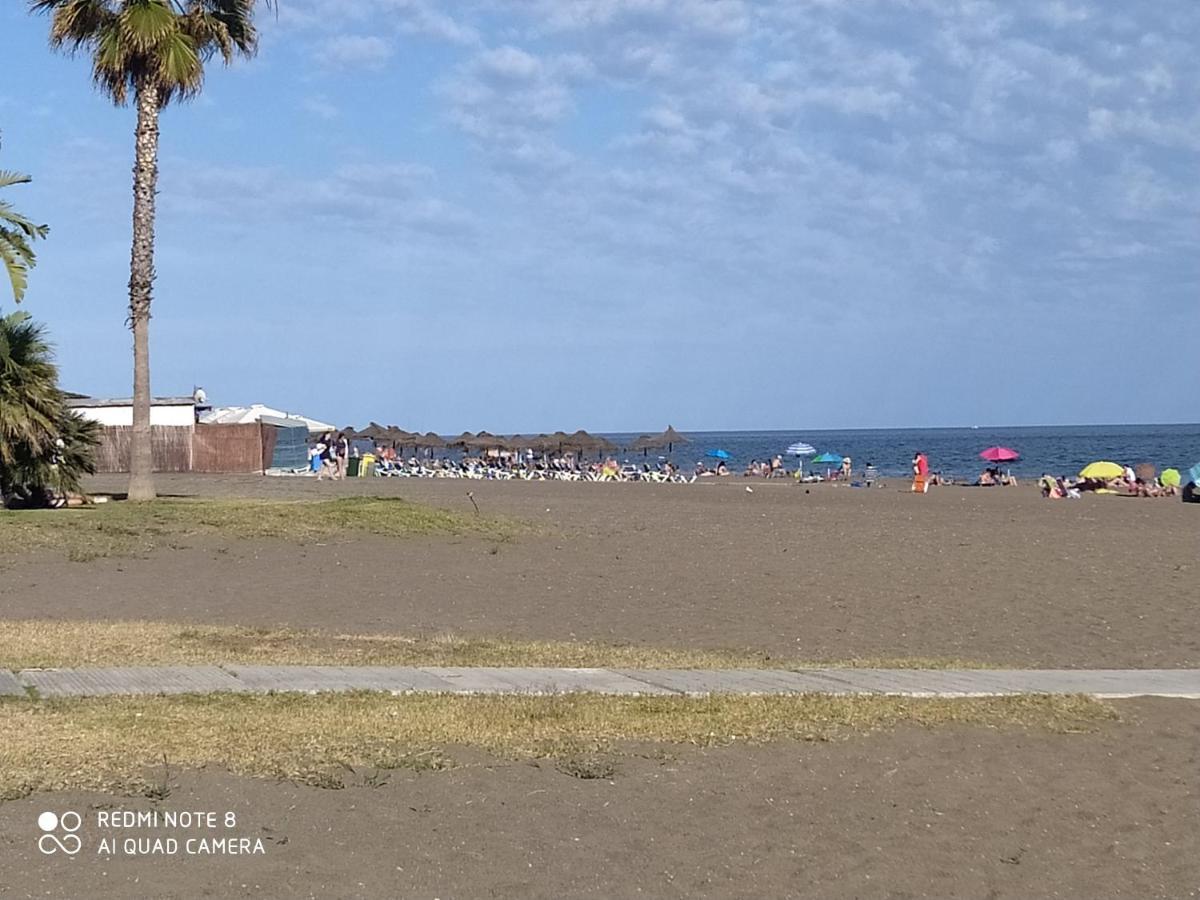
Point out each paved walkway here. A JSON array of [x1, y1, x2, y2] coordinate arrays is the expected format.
[[3, 666, 1199, 699]]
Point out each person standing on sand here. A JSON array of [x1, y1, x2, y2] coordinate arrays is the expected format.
[[912, 451, 929, 493], [841, 456, 852, 480], [334, 432, 350, 480], [314, 433, 335, 481]]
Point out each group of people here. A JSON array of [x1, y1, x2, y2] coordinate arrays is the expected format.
[[364, 450, 694, 483], [304, 438, 1198, 504], [742, 457, 788, 478], [309, 431, 351, 480], [1039, 465, 1184, 500], [976, 466, 1018, 486]]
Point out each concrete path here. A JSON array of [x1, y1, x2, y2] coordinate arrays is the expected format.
[[6, 666, 1200, 699]]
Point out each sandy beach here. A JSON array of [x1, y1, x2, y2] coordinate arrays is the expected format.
[[1, 698, 1196, 899], [5, 473, 1194, 668], [3, 475, 1196, 897]]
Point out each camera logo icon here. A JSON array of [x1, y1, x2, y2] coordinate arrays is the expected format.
[[37, 811, 82, 856]]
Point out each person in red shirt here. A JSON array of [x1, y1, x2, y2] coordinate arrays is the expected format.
[[912, 451, 929, 493]]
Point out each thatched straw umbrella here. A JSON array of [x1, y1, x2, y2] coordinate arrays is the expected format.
[[566, 429, 594, 449], [659, 425, 688, 452], [469, 431, 507, 450], [418, 432, 446, 449], [635, 425, 689, 453], [627, 434, 655, 453], [384, 426, 417, 447]]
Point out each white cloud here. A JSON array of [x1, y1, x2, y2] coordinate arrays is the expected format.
[[300, 95, 340, 120], [159, 159, 475, 240], [260, 0, 1200, 316], [391, 0, 481, 46], [315, 35, 394, 70], [276, 0, 479, 46], [1088, 107, 1200, 150]]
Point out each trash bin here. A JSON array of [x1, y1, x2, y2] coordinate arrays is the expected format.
[[347, 457, 361, 478]]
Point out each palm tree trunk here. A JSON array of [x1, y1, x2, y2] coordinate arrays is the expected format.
[[127, 82, 160, 501]]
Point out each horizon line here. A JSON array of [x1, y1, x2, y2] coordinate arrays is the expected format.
[[387, 421, 1199, 437]]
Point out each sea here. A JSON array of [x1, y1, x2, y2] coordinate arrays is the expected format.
[[596, 424, 1200, 480]]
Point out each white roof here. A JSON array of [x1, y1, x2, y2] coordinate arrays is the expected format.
[[200, 404, 334, 433]]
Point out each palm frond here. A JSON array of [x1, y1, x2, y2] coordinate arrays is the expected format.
[[0, 170, 34, 190], [0, 310, 61, 465], [1, 233, 36, 303], [118, 0, 176, 53], [154, 29, 203, 100], [0, 309, 98, 501], [0, 199, 51, 240], [35, 0, 264, 107], [40, 0, 119, 53], [0, 165, 49, 303]]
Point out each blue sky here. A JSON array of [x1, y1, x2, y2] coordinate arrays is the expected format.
[[3, 0, 1197, 432]]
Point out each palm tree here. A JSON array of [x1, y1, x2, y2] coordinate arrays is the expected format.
[[0, 310, 100, 506], [31, 1, 267, 500], [0, 158, 49, 303], [0, 310, 60, 470]]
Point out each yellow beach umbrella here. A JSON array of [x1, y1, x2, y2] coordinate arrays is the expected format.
[[1079, 461, 1123, 480], [1160, 468, 1181, 487]]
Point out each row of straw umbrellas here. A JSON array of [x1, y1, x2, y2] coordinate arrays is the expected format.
[[337, 424, 689, 455]]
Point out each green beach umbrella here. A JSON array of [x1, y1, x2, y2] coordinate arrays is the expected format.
[[1160, 468, 1181, 488], [811, 452, 842, 464]]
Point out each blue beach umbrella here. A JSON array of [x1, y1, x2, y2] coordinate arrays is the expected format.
[[811, 452, 842, 464], [1189, 462, 1200, 485], [707, 449, 732, 460]]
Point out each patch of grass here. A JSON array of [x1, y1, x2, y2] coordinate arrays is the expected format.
[[0, 692, 1114, 798], [0, 497, 514, 561], [557, 752, 617, 780], [0, 620, 990, 671]]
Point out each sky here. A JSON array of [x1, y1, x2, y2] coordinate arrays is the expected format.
[[2, 0, 1197, 433]]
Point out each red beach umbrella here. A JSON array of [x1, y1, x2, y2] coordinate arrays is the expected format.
[[979, 447, 1020, 462]]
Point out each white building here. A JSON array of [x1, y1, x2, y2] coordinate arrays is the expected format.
[[66, 395, 200, 428]]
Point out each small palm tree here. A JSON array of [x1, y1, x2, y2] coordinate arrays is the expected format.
[[31, 0, 268, 500], [0, 309, 99, 506], [0, 310, 60, 470], [0, 310, 100, 506], [0, 162, 49, 303]]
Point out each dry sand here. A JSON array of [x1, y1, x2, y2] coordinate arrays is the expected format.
[[4, 473, 1195, 667], [3, 474, 1197, 898], [0, 699, 1195, 899]]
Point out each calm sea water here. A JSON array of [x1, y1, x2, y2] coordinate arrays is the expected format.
[[599, 425, 1200, 480]]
